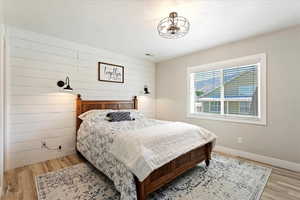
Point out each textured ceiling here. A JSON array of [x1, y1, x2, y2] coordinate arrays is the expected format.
[[3, 0, 300, 62]]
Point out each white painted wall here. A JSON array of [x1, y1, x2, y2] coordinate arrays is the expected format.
[[6, 26, 156, 169], [156, 25, 300, 165], [0, 25, 5, 196], [0, 0, 5, 192], [0, 0, 3, 24]]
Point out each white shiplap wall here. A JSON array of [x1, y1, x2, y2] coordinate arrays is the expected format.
[[0, 24, 6, 194], [6, 26, 156, 169]]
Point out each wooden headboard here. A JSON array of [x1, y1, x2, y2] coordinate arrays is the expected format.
[[76, 94, 138, 131]]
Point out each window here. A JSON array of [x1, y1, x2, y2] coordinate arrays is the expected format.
[[239, 102, 251, 115], [209, 102, 221, 113], [187, 54, 266, 125]]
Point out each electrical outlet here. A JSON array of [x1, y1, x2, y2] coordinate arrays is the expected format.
[[237, 137, 243, 144]]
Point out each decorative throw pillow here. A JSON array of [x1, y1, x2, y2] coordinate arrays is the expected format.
[[106, 112, 133, 122], [78, 109, 113, 121], [120, 109, 145, 119]]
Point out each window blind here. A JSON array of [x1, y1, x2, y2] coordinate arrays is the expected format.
[[193, 70, 221, 114], [223, 65, 258, 116], [192, 65, 258, 117]]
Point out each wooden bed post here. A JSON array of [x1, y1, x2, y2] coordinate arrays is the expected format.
[[133, 96, 138, 110], [205, 143, 212, 167], [135, 177, 146, 200], [76, 94, 82, 131]]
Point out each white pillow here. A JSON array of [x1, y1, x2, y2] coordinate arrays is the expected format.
[[78, 109, 113, 121], [120, 109, 145, 119]]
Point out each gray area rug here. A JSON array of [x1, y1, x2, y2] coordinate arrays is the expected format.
[[36, 154, 271, 200]]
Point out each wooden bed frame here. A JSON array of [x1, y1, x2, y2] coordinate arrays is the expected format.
[[76, 94, 213, 200]]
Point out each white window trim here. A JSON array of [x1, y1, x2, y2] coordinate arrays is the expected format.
[[186, 53, 267, 125]]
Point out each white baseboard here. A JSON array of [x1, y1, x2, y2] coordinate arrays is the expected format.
[[215, 145, 300, 172]]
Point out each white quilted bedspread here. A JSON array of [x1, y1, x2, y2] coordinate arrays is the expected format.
[[110, 121, 216, 181]]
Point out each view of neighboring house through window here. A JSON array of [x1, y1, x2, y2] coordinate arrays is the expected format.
[[209, 102, 221, 113], [239, 102, 251, 114], [190, 64, 259, 118], [188, 54, 266, 124]]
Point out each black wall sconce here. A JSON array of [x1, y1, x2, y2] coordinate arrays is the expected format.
[[144, 85, 150, 94], [57, 76, 73, 91]]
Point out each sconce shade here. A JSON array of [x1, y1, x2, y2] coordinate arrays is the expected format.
[[64, 84, 73, 91], [57, 76, 73, 91], [144, 86, 150, 94]]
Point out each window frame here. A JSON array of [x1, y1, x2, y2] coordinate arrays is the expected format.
[[186, 53, 267, 125]]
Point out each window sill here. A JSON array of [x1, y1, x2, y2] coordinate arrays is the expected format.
[[187, 113, 266, 126]]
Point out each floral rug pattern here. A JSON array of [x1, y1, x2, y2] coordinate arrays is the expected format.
[[36, 154, 271, 200]]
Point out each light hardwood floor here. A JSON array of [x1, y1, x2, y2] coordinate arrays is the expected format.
[[1, 152, 300, 200]]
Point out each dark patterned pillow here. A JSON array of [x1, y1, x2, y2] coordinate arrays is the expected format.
[[106, 112, 133, 122]]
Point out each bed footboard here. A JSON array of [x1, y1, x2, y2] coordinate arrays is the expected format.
[[135, 142, 213, 200]]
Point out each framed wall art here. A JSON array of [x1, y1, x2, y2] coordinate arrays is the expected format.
[[98, 62, 124, 83]]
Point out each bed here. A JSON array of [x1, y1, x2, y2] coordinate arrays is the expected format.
[[76, 94, 216, 200]]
